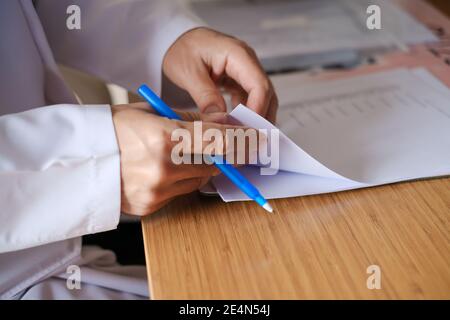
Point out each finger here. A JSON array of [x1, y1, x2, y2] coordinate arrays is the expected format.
[[174, 177, 211, 195], [222, 77, 248, 108], [266, 90, 279, 124], [224, 41, 273, 117], [159, 177, 211, 200], [168, 162, 220, 181], [178, 61, 227, 114]]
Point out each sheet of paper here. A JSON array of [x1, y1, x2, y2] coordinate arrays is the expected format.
[[190, 0, 437, 61], [213, 68, 450, 202]]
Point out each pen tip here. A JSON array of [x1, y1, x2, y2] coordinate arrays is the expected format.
[[262, 202, 274, 213]]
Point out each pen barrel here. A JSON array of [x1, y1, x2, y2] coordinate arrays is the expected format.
[[211, 156, 264, 204], [138, 85, 181, 120]]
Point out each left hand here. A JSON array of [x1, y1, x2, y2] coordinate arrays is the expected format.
[[163, 27, 278, 123], [111, 102, 256, 216]]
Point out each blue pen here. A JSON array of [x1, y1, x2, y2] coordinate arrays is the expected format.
[[138, 84, 273, 213]]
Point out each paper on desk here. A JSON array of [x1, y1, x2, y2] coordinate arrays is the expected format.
[[213, 68, 450, 202]]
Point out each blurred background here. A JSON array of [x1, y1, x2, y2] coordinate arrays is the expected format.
[[60, 0, 450, 104]]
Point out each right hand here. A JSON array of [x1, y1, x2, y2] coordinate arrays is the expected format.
[[111, 102, 254, 216]]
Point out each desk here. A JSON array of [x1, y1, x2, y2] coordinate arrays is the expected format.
[[142, 178, 450, 299], [142, 0, 450, 299]]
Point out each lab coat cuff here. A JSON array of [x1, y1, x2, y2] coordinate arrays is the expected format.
[[84, 105, 121, 233]]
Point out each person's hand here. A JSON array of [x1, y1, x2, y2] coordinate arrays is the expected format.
[[163, 27, 278, 123], [111, 103, 255, 216]]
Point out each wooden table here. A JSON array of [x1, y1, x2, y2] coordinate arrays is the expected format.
[[142, 177, 450, 299], [142, 0, 450, 299]]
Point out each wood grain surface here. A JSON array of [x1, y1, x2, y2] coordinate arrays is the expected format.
[[142, 177, 450, 299]]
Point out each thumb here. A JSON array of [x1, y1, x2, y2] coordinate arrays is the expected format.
[[183, 64, 227, 114]]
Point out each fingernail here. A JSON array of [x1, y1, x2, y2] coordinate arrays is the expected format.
[[204, 105, 220, 113]]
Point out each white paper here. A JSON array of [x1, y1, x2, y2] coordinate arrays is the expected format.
[[213, 68, 450, 202]]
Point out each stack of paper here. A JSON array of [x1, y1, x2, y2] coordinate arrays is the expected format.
[[212, 68, 450, 202]]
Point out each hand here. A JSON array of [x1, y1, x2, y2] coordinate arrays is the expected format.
[[111, 103, 253, 216], [163, 27, 278, 123]]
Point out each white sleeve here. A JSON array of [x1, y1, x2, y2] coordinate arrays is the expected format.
[[36, 0, 202, 94], [0, 105, 121, 253]]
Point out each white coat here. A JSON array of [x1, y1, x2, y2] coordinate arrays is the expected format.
[[0, 0, 199, 299]]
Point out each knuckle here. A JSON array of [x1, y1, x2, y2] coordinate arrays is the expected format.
[[236, 38, 249, 49], [234, 39, 257, 57], [237, 44, 251, 57], [235, 38, 252, 51], [260, 78, 271, 93], [199, 90, 221, 104], [227, 36, 245, 47]]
